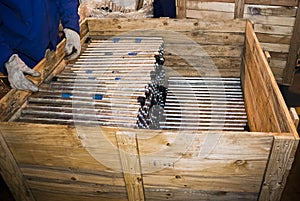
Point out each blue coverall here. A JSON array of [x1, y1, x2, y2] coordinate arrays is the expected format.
[[153, 0, 176, 18], [0, 0, 80, 75]]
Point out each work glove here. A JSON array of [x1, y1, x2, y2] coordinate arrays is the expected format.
[[5, 54, 40, 92], [64, 28, 81, 60]]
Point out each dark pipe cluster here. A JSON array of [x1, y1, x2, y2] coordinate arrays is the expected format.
[[136, 47, 167, 129]]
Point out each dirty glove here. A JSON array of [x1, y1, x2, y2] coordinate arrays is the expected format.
[[5, 54, 40, 92], [64, 28, 81, 60]]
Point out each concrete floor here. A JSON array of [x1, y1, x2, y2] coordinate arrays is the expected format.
[[0, 73, 299, 201]]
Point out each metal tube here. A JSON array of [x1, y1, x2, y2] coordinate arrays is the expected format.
[[159, 125, 246, 131], [164, 105, 246, 110]]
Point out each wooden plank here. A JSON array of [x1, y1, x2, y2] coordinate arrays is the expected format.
[[264, 50, 271, 63], [116, 131, 145, 201], [290, 107, 299, 128], [135, 130, 274, 200], [244, 60, 281, 132], [186, 9, 234, 20], [176, 0, 187, 18], [259, 136, 297, 201], [184, 0, 299, 7], [260, 43, 290, 53], [244, 14, 295, 26], [186, 1, 235, 12], [244, 24, 281, 132], [283, 1, 300, 85], [245, 0, 299, 6], [28, 180, 127, 201], [20, 165, 127, 201], [234, 0, 245, 18], [256, 33, 291, 45], [0, 129, 35, 201], [0, 120, 273, 201], [135, 0, 144, 10], [244, 22, 297, 136], [244, 4, 297, 17], [254, 24, 294, 35], [165, 56, 242, 70], [31, 190, 127, 201], [166, 44, 243, 57], [0, 123, 129, 200], [87, 18, 247, 33]]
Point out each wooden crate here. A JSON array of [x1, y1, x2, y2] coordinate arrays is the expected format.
[[0, 18, 298, 201]]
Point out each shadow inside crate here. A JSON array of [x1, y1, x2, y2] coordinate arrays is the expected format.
[[0, 175, 15, 201]]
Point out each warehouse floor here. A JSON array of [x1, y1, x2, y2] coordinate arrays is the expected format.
[[0, 73, 299, 201]]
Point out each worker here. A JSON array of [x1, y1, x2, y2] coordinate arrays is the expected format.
[[153, 0, 176, 18], [0, 0, 81, 92]]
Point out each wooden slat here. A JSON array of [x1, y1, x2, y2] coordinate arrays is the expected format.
[[0, 129, 35, 201], [116, 131, 145, 201], [0, 121, 274, 201], [186, 1, 235, 12], [186, 9, 234, 19], [136, 131, 274, 200], [135, 0, 144, 10], [234, 0, 245, 18], [290, 107, 299, 128], [264, 50, 271, 63], [245, 0, 299, 6], [244, 14, 295, 26], [244, 20, 298, 133], [244, 4, 297, 17], [259, 136, 297, 201], [283, 1, 300, 85], [176, 0, 187, 18], [87, 18, 247, 33], [184, 0, 299, 7], [254, 24, 294, 35], [28, 180, 127, 201]]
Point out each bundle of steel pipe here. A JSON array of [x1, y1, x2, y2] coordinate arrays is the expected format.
[[160, 77, 248, 131], [17, 36, 248, 131], [17, 37, 164, 127]]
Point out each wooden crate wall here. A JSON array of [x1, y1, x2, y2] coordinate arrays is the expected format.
[[87, 18, 246, 77], [176, 0, 300, 85]]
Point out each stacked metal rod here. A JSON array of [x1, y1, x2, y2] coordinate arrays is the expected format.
[[160, 77, 248, 131], [17, 37, 164, 127], [17, 36, 248, 131]]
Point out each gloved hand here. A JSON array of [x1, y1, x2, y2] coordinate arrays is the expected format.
[[64, 28, 81, 60], [5, 54, 40, 92]]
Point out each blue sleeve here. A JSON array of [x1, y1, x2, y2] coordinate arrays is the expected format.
[[153, 0, 176, 18], [0, 19, 13, 75], [58, 0, 80, 34]]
